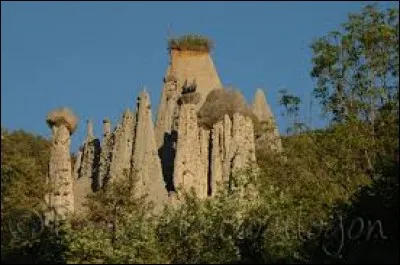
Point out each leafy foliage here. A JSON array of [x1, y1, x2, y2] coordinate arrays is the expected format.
[[64, 171, 166, 264], [278, 89, 306, 134], [1, 129, 51, 263], [311, 4, 399, 123], [168, 34, 214, 52]]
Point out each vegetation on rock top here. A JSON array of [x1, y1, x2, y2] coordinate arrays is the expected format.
[[168, 34, 214, 52]]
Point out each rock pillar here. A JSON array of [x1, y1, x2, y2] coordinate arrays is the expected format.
[[45, 108, 78, 221]]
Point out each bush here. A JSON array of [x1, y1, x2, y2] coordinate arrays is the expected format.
[[197, 88, 259, 129], [168, 34, 214, 52]]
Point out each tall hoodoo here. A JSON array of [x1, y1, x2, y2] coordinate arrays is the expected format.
[[45, 107, 78, 222], [231, 113, 257, 172], [155, 34, 223, 192], [252, 89, 282, 152], [210, 116, 228, 194], [173, 92, 209, 199], [73, 148, 83, 181], [253, 89, 274, 121], [98, 118, 113, 187], [78, 120, 100, 186], [132, 89, 167, 210], [73, 120, 100, 213], [107, 109, 136, 184], [210, 113, 256, 195]]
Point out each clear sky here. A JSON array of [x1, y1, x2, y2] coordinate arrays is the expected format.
[[1, 1, 397, 152]]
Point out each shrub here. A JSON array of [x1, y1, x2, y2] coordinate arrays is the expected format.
[[168, 34, 214, 52], [197, 88, 259, 129]]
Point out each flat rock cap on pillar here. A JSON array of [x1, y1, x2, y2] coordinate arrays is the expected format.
[[46, 107, 78, 134]]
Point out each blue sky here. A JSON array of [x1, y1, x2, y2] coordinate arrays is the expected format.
[[1, 1, 397, 152]]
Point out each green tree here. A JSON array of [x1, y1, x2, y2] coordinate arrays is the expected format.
[[1, 129, 51, 263], [311, 4, 399, 123], [278, 89, 306, 134], [311, 3, 399, 177], [65, 170, 165, 264]]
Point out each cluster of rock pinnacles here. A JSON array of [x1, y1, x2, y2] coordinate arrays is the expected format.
[[45, 43, 282, 222]]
